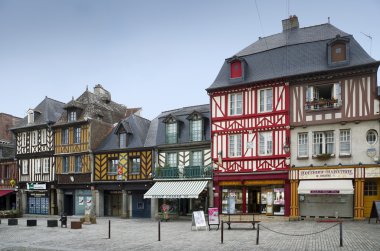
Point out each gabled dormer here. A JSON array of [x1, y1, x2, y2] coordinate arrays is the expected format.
[[227, 56, 246, 81], [327, 35, 350, 67], [163, 114, 179, 144], [114, 121, 133, 148], [186, 111, 204, 142], [64, 98, 83, 123], [27, 109, 34, 124]]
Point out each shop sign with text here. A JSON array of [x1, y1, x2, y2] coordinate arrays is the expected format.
[[299, 169, 354, 180]]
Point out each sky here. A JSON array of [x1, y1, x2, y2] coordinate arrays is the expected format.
[[0, 0, 379, 120]]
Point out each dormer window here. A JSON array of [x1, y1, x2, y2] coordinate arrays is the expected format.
[[327, 36, 350, 66], [119, 133, 127, 148], [68, 111, 77, 122], [27, 110, 34, 124], [187, 112, 203, 142], [230, 60, 242, 78], [163, 116, 178, 144]]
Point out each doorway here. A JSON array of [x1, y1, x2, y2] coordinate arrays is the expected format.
[[64, 194, 74, 216], [247, 189, 261, 213]]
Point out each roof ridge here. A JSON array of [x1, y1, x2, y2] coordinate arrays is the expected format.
[[44, 96, 65, 105]]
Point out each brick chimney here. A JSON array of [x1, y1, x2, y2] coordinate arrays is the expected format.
[[282, 15, 299, 31]]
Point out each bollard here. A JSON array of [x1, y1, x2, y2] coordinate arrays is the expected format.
[[158, 220, 161, 241], [256, 223, 260, 245], [339, 222, 343, 247], [108, 220, 111, 239], [221, 220, 224, 244]]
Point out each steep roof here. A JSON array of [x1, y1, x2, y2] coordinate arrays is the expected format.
[[95, 114, 151, 151], [11, 97, 65, 130], [208, 23, 378, 91]]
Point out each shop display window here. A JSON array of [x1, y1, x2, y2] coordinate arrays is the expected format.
[[221, 188, 243, 214]]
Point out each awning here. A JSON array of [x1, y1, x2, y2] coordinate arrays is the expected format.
[[298, 180, 354, 194], [0, 190, 15, 197], [144, 180, 208, 199]]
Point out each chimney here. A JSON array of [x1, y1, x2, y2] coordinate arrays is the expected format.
[[282, 15, 299, 31], [94, 84, 111, 103]]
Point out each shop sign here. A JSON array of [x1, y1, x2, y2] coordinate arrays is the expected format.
[[365, 167, 380, 178], [310, 190, 340, 194], [299, 168, 354, 180], [27, 183, 46, 190]]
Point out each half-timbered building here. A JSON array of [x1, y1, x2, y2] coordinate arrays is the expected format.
[[11, 97, 65, 215], [0, 113, 21, 210], [284, 17, 380, 220], [144, 105, 212, 219], [53, 85, 137, 216], [94, 114, 153, 218]]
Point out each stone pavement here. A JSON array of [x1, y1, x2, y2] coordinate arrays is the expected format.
[[0, 216, 379, 251]]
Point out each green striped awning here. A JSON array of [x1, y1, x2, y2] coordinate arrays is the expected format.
[[144, 180, 208, 199]]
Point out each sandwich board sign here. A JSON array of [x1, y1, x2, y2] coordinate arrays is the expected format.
[[207, 207, 219, 230], [368, 201, 380, 224], [191, 211, 207, 231]]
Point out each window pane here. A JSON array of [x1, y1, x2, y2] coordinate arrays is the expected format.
[[313, 133, 323, 155], [190, 120, 202, 141], [325, 131, 334, 154], [109, 159, 118, 173], [298, 133, 308, 157], [75, 156, 82, 173], [259, 90, 264, 112], [266, 89, 273, 111], [230, 94, 235, 115], [192, 151, 202, 166], [340, 130, 350, 155], [236, 93, 243, 114], [119, 133, 126, 148], [166, 123, 177, 144], [167, 153, 177, 167], [131, 158, 140, 174]]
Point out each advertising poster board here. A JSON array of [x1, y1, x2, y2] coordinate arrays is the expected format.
[[191, 211, 207, 231], [207, 208, 219, 230]]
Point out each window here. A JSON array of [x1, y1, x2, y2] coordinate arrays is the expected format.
[[35, 159, 41, 173], [259, 132, 273, 156], [41, 129, 47, 144], [230, 60, 242, 78], [166, 153, 177, 167], [331, 43, 347, 62], [62, 157, 69, 173], [229, 93, 243, 116], [22, 132, 27, 147], [339, 130, 351, 155], [118, 133, 126, 148], [364, 181, 378, 196], [75, 156, 82, 173], [27, 110, 34, 124], [32, 131, 38, 146], [61, 129, 69, 145], [108, 159, 118, 173], [313, 131, 334, 155], [191, 151, 202, 166], [366, 130, 378, 145], [306, 83, 341, 110], [68, 111, 77, 122], [22, 160, 28, 174], [74, 127, 81, 144], [130, 158, 140, 174], [298, 133, 308, 157], [229, 134, 242, 157], [43, 158, 49, 173], [190, 119, 202, 141], [166, 122, 177, 144], [259, 88, 273, 113]]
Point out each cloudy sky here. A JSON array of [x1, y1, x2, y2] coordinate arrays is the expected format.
[[1, 0, 379, 120]]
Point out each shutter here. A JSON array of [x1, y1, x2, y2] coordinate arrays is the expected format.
[[333, 83, 342, 107]]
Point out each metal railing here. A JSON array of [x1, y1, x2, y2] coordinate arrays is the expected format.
[[154, 166, 212, 179]]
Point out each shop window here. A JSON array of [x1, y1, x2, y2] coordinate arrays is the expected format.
[[221, 189, 243, 214], [258, 88, 273, 113], [229, 134, 242, 157], [229, 92, 243, 116], [108, 159, 118, 174], [339, 129, 351, 156], [297, 133, 308, 157], [129, 157, 140, 174], [259, 132, 273, 156], [364, 181, 378, 196], [312, 131, 334, 156], [366, 130, 378, 145], [306, 83, 341, 111]]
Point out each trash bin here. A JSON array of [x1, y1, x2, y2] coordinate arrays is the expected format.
[[59, 213, 67, 228]]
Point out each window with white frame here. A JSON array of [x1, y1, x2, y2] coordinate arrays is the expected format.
[[43, 158, 49, 173], [298, 133, 308, 157], [41, 129, 47, 144], [229, 93, 243, 116], [259, 88, 273, 113], [68, 111, 77, 122], [229, 134, 242, 157], [166, 122, 177, 144], [190, 119, 203, 141], [22, 132, 27, 147], [108, 159, 118, 173], [366, 130, 378, 145], [306, 83, 341, 110], [313, 131, 334, 155], [27, 110, 34, 124], [22, 160, 28, 174], [119, 133, 127, 148], [339, 129, 351, 155], [74, 127, 81, 144], [35, 159, 41, 173], [166, 153, 177, 167], [191, 151, 202, 166], [259, 132, 273, 155], [32, 130, 38, 146], [130, 157, 140, 174]]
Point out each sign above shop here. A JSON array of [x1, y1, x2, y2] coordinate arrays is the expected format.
[[298, 168, 354, 180], [310, 190, 340, 194], [365, 167, 380, 178], [27, 183, 46, 190]]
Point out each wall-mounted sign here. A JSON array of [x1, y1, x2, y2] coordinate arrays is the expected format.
[[27, 183, 46, 190], [367, 148, 377, 157], [365, 167, 380, 178], [299, 168, 354, 180]]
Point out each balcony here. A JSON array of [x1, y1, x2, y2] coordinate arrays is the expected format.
[[305, 99, 340, 111], [154, 166, 212, 179]]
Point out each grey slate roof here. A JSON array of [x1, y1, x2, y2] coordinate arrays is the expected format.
[[208, 23, 378, 91], [11, 97, 65, 130], [95, 114, 151, 151], [144, 104, 211, 147]]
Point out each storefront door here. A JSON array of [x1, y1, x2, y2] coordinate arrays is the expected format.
[[28, 196, 49, 215], [364, 179, 380, 217]]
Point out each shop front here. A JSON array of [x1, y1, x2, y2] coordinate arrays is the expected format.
[[214, 172, 290, 216], [24, 182, 57, 215], [363, 167, 380, 217]]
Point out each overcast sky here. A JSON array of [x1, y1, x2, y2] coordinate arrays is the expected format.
[[1, 0, 379, 120]]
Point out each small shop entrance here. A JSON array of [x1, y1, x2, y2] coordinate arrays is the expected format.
[[364, 179, 380, 217], [64, 194, 74, 216]]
